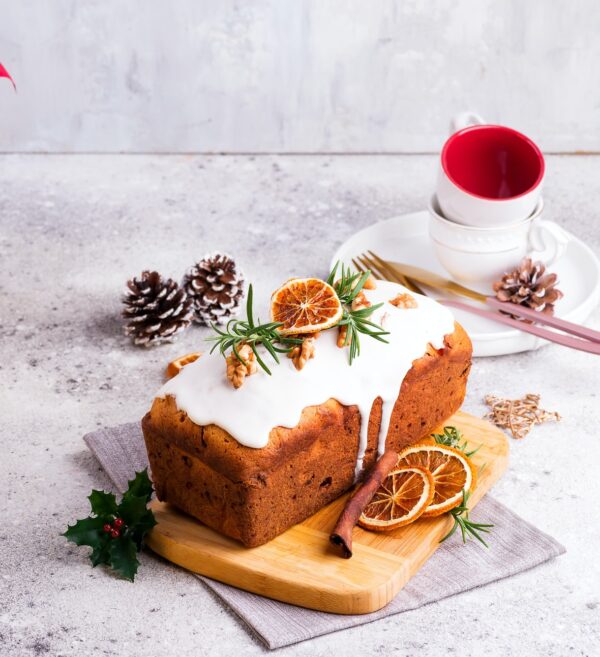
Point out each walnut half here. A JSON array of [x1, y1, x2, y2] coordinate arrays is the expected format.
[[389, 292, 417, 309], [352, 291, 371, 311], [288, 336, 317, 371], [226, 343, 257, 388]]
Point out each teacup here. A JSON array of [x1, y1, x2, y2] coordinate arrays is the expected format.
[[437, 112, 545, 227], [428, 195, 570, 292]]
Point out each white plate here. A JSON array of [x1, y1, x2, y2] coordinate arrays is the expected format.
[[331, 211, 600, 357]]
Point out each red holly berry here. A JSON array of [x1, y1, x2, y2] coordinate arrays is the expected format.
[[110, 528, 120, 539], [113, 518, 124, 529], [103, 523, 112, 533]]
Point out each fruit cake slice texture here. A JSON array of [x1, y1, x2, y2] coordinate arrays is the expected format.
[[142, 323, 471, 547]]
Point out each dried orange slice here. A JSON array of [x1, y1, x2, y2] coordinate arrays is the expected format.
[[358, 466, 435, 531], [396, 443, 476, 517], [166, 352, 202, 379], [270, 278, 342, 335]]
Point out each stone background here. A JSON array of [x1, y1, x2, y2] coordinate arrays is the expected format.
[[1, 0, 600, 153]]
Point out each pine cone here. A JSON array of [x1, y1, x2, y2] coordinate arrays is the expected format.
[[493, 258, 563, 315], [122, 271, 193, 347], [183, 253, 245, 325]]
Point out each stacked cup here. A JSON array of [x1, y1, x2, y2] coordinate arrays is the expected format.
[[430, 112, 570, 292]]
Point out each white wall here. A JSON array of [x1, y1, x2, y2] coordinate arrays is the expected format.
[[1, 0, 599, 153]]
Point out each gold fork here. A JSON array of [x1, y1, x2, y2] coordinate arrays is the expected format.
[[351, 255, 425, 295]]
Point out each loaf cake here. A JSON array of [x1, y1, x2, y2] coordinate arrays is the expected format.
[[142, 280, 472, 547]]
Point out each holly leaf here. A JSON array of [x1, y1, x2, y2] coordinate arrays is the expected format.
[[64, 468, 156, 582], [118, 494, 150, 527], [90, 535, 111, 567], [88, 489, 118, 518], [109, 536, 139, 582], [63, 516, 105, 548], [129, 508, 158, 550], [122, 469, 153, 504]]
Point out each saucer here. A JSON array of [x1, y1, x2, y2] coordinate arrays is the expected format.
[[330, 210, 600, 357]]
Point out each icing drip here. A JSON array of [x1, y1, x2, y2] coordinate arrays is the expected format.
[[158, 281, 455, 480]]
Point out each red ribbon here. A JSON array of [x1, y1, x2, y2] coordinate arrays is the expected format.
[[0, 62, 16, 90]]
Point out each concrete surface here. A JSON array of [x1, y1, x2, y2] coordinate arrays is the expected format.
[[1, 154, 599, 657], [2, 1, 600, 153]]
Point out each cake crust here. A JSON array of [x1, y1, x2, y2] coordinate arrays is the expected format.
[[142, 322, 472, 547]]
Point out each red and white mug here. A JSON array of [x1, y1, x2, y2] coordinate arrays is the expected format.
[[436, 112, 545, 227]]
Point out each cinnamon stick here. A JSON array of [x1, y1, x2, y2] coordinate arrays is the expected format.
[[330, 449, 398, 558]]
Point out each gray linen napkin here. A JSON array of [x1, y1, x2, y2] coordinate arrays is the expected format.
[[84, 422, 565, 650]]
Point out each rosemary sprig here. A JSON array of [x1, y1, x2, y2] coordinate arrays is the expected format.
[[432, 426, 493, 546], [208, 263, 390, 373], [327, 261, 371, 305], [440, 490, 494, 547], [432, 425, 481, 458], [207, 284, 302, 375], [328, 261, 390, 365], [338, 307, 390, 364]]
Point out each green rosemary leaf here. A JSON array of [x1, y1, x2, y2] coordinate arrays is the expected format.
[[221, 338, 235, 353], [348, 323, 360, 364], [432, 425, 481, 458], [338, 303, 390, 366], [440, 490, 493, 548], [440, 518, 459, 543], [432, 426, 461, 447], [365, 332, 390, 344], [272, 344, 295, 353], [250, 342, 272, 375], [350, 307, 378, 320], [246, 284, 255, 328], [465, 444, 482, 458], [233, 323, 250, 338], [469, 521, 494, 530], [347, 270, 370, 303], [465, 524, 489, 547], [458, 518, 467, 543], [210, 325, 228, 337], [258, 337, 280, 363], [344, 323, 352, 347], [352, 303, 382, 317], [232, 343, 245, 365], [353, 321, 389, 337], [329, 262, 364, 305], [327, 261, 339, 286]]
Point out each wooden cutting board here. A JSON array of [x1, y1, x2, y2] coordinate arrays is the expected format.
[[146, 410, 508, 614]]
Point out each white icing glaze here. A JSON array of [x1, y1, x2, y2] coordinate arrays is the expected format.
[[157, 281, 455, 479]]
